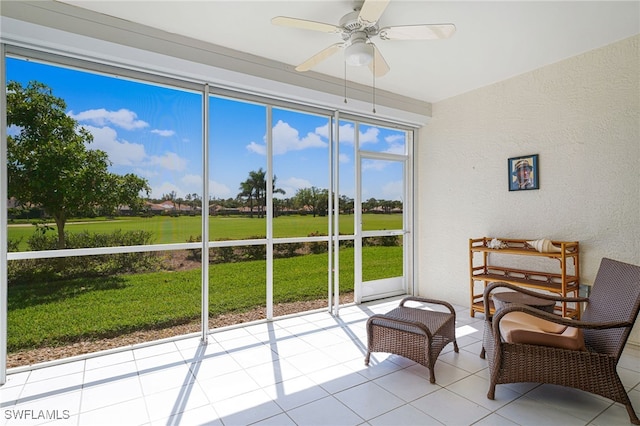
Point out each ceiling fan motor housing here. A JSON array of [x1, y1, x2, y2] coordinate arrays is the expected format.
[[339, 11, 379, 41]]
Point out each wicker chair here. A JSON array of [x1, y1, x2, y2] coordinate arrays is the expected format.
[[481, 257, 640, 424], [365, 296, 459, 383]]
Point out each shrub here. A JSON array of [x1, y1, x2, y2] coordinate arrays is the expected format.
[[307, 231, 328, 254], [186, 234, 202, 261], [364, 235, 400, 247], [274, 242, 303, 258], [242, 237, 267, 261], [8, 229, 160, 285], [7, 238, 21, 252]]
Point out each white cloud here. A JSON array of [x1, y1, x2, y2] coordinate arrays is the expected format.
[[362, 159, 387, 171], [383, 134, 405, 155], [81, 124, 194, 201], [274, 177, 313, 199], [148, 152, 187, 171], [151, 129, 176, 137], [290, 121, 377, 147], [83, 125, 189, 175], [70, 108, 148, 130], [315, 123, 330, 139], [384, 143, 405, 155], [151, 182, 182, 200], [359, 127, 379, 145], [281, 177, 312, 190], [153, 176, 202, 202], [338, 123, 354, 144], [210, 180, 232, 198], [381, 180, 403, 201], [179, 174, 204, 198], [385, 134, 404, 144], [246, 141, 266, 155], [321, 122, 378, 146], [83, 125, 146, 166], [147, 175, 225, 200], [181, 174, 201, 187], [247, 120, 328, 156], [274, 177, 312, 199], [339, 153, 350, 163], [133, 167, 159, 178], [316, 122, 357, 144], [291, 132, 327, 153]]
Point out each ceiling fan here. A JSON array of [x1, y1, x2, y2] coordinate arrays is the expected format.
[[271, 0, 456, 77]]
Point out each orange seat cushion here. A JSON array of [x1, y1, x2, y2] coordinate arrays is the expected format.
[[499, 311, 586, 351]]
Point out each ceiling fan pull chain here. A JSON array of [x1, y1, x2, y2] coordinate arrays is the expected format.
[[372, 59, 376, 113], [344, 61, 348, 104]]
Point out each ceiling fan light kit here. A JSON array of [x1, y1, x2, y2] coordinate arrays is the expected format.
[[345, 34, 372, 66], [272, 0, 456, 76]]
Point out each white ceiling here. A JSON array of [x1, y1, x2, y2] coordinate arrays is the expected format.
[[49, 1, 640, 103]]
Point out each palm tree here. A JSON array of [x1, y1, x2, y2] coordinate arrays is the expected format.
[[250, 169, 266, 217], [239, 168, 285, 218], [238, 179, 255, 217]]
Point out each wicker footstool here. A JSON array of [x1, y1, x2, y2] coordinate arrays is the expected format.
[[365, 296, 459, 384]]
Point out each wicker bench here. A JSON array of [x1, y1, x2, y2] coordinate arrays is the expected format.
[[365, 296, 459, 383]]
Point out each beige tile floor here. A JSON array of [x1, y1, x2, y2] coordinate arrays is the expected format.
[[2, 297, 640, 425]]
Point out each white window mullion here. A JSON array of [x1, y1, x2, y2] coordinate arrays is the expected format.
[[201, 84, 210, 342], [266, 106, 273, 320], [354, 122, 362, 304], [332, 112, 341, 315], [1, 43, 8, 385]]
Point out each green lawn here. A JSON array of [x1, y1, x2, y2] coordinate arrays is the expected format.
[[8, 214, 402, 251], [6, 214, 403, 353], [7, 246, 401, 351]]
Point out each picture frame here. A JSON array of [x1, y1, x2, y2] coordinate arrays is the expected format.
[[508, 154, 539, 191]]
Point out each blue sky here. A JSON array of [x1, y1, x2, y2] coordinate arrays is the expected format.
[[6, 57, 406, 203]]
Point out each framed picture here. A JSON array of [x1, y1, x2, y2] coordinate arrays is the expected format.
[[508, 154, 539, 191]]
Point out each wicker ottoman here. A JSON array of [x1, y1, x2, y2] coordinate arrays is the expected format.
[[365, 296, 459, 384]]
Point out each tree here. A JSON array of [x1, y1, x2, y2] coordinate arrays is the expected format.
[[238, 168, 285, 218], [188, 193, 201, 210], [7, 80, 150, 249], [339, 195, 354, 214], [162, 191, 177, 202], [248, 168, 267, 218], [271, 174, 286, 216], [238, 177, 256, 217], [364, 197, 378, 212], [294, 186, 328, 217]]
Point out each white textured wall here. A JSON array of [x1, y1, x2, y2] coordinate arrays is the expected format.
[[417, 35, 640, 344]]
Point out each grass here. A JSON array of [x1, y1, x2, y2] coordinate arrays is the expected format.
[[7, 246, 401, 352], [8, 213, 402, 251]]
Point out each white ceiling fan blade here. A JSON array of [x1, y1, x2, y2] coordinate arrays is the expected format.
[[379, 24, 456, 40], [295, 43, 343, 72], [358, 0, 390, 26], [368, 43, 390, 77], [271, 16, 341, 33]]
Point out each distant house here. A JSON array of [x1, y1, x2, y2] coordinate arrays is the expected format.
[[7, 197, 19, 209], [7, 197, 45, 219], [119, 201, 197, 216]]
